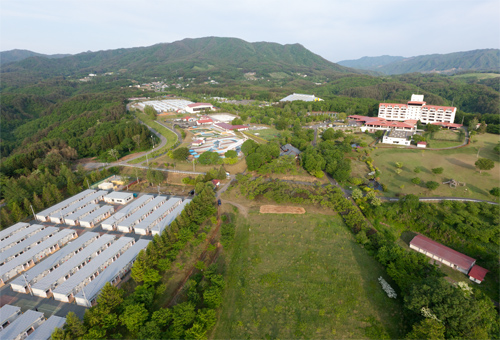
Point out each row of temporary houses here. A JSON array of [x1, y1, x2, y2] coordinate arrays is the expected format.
[[0, 305, 65, 340], [101, 195, 191, 236], [8, 231, 151, 306], [0, 228, 77, 286]]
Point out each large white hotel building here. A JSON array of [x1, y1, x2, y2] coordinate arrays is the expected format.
[[378, 94, 456, 124]]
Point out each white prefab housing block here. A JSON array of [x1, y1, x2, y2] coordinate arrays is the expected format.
[[52, 237, 135, 302], [0, 304, 21, 330], [63, 204, 100, 226], [104, 192, 134, 205], [25, 316, 66, 340], [1, 229, 77, 285], [134, 198, 182, 235], [0, 224, 45, 253], [0, 223, 30, 242], [0, 310, 44, 340], [31, 235, 115, 298], [79, 206, 115, 228], [151, 199, 191, 236], [35, 189, 96, 222], [1, 227, 59, 265], [117, 196, 167, 233], [48, 191, 108, 224], [75, 239, 150, 306], [101, 195, 154, 230], [10, 232, 100, 293]]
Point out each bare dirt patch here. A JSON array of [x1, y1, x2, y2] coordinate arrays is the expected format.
[[260, 205, 306, 214]]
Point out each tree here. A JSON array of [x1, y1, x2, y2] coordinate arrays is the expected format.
[[108, 149, 119, 161], [172, 147, 190, 160], [432, 167, 444, 174], [0, 208, 13, 228], [67, 177, 79, 196], [399, 194, 420, 213], [468, 117, 479, 132], [42, 186, 55, 206], [246, 153, 265, 171], [241, 139, 258, 156], [489, 187, 500, 197], [477, 122, 487, 134], [63, 312, 87, 339], [231, 118, 243, 125], [10, 202, 26, 222], [475, 158, 494, 173], [120, 304, 149, 335], [144, 105, 157, 120], [426, 181, 440, 190], [411, 177, 421, 186], [198, 151, 220, 165], [406, 319, 445, 340], [395, 162, 403, 169], [301, 146, 326, 177], [132, 135, 141, 148], [224, 150, 237, 158], [414, 167, 421, 173]]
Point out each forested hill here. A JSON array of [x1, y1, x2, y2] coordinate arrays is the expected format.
[[338, 49, 500, 74], [1, 37, 360, 83], [0, 49, 71, 65]]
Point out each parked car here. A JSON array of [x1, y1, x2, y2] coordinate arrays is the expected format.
[[218, 199, 222, 206]]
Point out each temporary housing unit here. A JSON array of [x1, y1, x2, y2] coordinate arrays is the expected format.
[[25, 315, 66, 340], [35, 189, 96, 222], [10, 232, 100, 293], [31, 235, 115, 298], [0, 310, 44, 340], [1, 227, 60, 265], [116, 196, 167, 233], [0, 222, 30, 242], [75, 239, 150, 306], [0, 304, 21, 330], [0, 224, 46, 253], [79, 205, 115, 228], [48, 190, 108, 224], [103, 192, 134, 205], [151, 199, 191, 236], [0, 229, 77, 285], [134, 198, 182, 235], [63, 204, 99, 226], [52, 236, 135, 302], [101, 194, 154, 230]]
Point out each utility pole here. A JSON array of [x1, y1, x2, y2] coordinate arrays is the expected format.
[[157, 185, 160, 195], [23, 274, 33, 296], [192, 159, 195, 172], [146, 153, 149, 166], [30, 205, 36, 220], [135, 168, 139, 183], [477, 147, 481, 159], [86, 178, 90, 189]]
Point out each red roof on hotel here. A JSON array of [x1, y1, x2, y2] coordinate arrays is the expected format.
[[366, 121, 415, 129], [379, 103, 408, 108], [197, 119, 213, 123], [469, 265, 489, 282], [407, 101, 426, 105], [422, 105, 456, 111], [187, 103, 213, 108], [410, 235, 476, 270]]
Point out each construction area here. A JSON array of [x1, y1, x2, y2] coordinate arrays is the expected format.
[[259, 205, 306, 214]]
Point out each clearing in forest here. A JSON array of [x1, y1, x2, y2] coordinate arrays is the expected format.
[[214, 213, 403, 339], [259, 205, 306, 214]]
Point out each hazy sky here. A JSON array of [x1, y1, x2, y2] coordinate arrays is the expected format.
[[1, 0, 499, 62]]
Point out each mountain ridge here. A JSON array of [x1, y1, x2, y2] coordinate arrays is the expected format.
[[338, 49, 500, 74]]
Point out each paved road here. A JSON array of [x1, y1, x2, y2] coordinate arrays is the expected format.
[[381, 196, 498, 205]]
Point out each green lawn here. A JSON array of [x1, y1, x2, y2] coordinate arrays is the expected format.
[[129, 112, 178, 164], [453, 73, 500, 80], [372, 133, 500, 200], [246, 127, 281, 141], [214, 212, 404, 339]]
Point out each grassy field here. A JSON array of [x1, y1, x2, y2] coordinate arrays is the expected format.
[[371, 133, 500, 200], [214, 211, 404, 339], [453, 73, 500, 80], [426, 129, 464, 148], [129, 112, 179, 164], [246, 127, 282, 141]]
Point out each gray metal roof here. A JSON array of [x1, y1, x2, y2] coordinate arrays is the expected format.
[[134, 198, 182, 232], [118, 196, 167, 229], [63, 204, 100, 223], [104, 191, 134, 200], [280, 144, 301, 157], [1, 227, 59, 265], [9, 232, 100, 289], [0, 223, 30, 242], [49, 191, 108, 220], [151, 199, 191, 235], [0, 224, 45, 252], [31, 235, 116, 293], [0, 310, 44, 340], [1, 229, 76, 283], [101, 195, 154, 228], [76, 239, 150, 304], [0, 304, 21, 327], [52, 236, 135, 297], [279, 93, 323, 102], [36, 190, 96, 219], [79, 206, 114, 224], [25, 315, 66, 340]]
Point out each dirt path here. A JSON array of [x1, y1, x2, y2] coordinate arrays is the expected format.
[[221, 200, 249, 217]]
